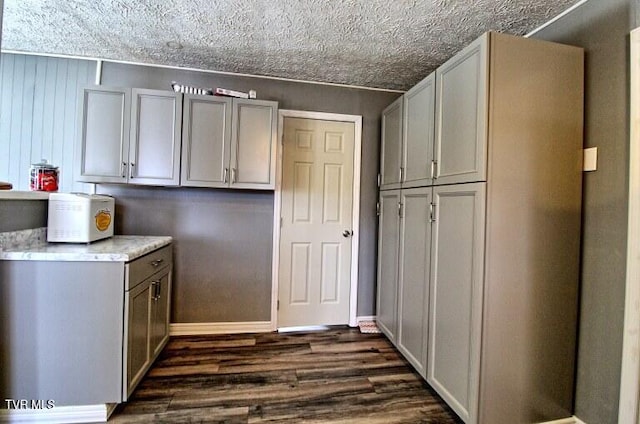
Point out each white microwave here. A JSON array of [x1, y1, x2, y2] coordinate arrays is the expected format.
[[47, 193, 115, 243]]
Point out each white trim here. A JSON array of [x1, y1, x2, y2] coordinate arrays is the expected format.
[[94, 60, 102, 85], [0, 404, 109, 423], [525, 0, 591, 38], [278, 325, 330, 333], [273, 110, 363, 329], [0, 50, 404, 94], [538, 417, 587, 424], [169, 321, 273, 336], [356, 315, 376, 324], [620, 26, 640, 424]]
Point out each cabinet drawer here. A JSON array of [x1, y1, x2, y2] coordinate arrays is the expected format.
[[126, 245, 172, 290]]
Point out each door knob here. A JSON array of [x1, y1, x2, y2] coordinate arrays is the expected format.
[[342, 230, 353, 237]]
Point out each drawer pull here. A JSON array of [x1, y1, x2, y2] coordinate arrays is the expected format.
[[150, 259, 164, 267]]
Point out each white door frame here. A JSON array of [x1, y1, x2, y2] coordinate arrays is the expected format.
[[619, 27, 640, 424], [271, 110, 363, 330]]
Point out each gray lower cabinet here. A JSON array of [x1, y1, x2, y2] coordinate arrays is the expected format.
[[375, 190, 400, 341], [0, 261, 125, 406], [124, 245, 173, 400], [376, 186, 432, 376], [77, 86, 182, 185], [427, 183, 485, 423], [396, 187, 432, 377], [181, 95, 278, 190], [0, 244, 173, 406]]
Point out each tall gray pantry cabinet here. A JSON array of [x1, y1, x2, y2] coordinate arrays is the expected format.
[[376, 32, 584, 424]]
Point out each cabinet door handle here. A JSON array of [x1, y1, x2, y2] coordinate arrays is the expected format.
[[129, 162, 136, 179], [122, 162, 127, 178], [151, 280, 161, 300], [150, 259, 164, 267], [231, 168, 237, 183], [223, 168, 229, 183]]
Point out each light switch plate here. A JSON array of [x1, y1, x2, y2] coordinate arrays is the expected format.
[[584, 147, 598, 172]]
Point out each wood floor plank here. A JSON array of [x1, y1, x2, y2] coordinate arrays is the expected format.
[[110, 406, 249, 423], [110, 326, 462, 423]]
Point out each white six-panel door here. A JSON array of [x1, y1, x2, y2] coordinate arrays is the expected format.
[[278, 117, 355, 327]]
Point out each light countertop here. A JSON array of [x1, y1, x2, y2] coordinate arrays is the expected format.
[[0, 190, 51, 200], [0, 235, 172, 262]]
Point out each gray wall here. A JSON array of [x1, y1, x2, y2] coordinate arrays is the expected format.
[[0, 53, 95, 192], [0, 199, 47, 232], [533, 0, 633, 422], [100, 62, 400, 322]]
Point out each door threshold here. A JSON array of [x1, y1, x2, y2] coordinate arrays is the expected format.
[[277, 325, 331, 333]]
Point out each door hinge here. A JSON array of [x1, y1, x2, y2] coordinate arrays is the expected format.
[[431, 160, 438, 180], [399, 167, 404, 183], [430, 202, 437, 223], [277, 300, 280, 310], [398, 202, 403, 218], [377, 173, 381, 188], [376, 201, 380, 216], [280, 217, 283, 229]]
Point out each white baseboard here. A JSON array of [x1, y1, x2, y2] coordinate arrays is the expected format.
[[356, 315, 376, 324], [539, 416, 586, 424], [0, 404, 109, 423], [169, 321, 273, 336]]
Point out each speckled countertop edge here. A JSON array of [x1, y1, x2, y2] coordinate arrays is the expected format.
[[0, 234, 172, 262]]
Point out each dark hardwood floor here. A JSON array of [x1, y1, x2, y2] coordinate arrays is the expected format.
[[110, 327, 462, 423]]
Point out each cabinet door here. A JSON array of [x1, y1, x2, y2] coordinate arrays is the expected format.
[[403, 73, 435, 188], [380, 97, 403, 190], [125, 279, 151, 399], [76, 86, 130, 183], [129, 89, 182, 186], [434, 33, 488, 185], [376, 190, 400, 342], [427, 183, 486, 424], [397, 187, 432, 377], [150, 269, 172, 360], [229, 99, 278, 189], [181, 95, 232, 187]]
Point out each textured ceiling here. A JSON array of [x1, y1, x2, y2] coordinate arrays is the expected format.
[[2, 0, 580, 91]]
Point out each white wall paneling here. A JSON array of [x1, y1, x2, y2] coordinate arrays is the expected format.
[[0, 53, 96, 192]]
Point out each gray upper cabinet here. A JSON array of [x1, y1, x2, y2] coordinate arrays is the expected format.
[[376, 189, 401, 341], [79, 86, 277, 190], [427, 183, 486, 424], [434, 33, 488, 185], [380, 96, 403, 190], [181, 97, 277, 190], [181, 95, 233, 188], [403, 73, 436, 189], [396, 186, 432, 377], [77, 86, 130, 183], [230, 99, 278, 189], [78, 86, 182, 186], [129, 89, 183, 186]]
